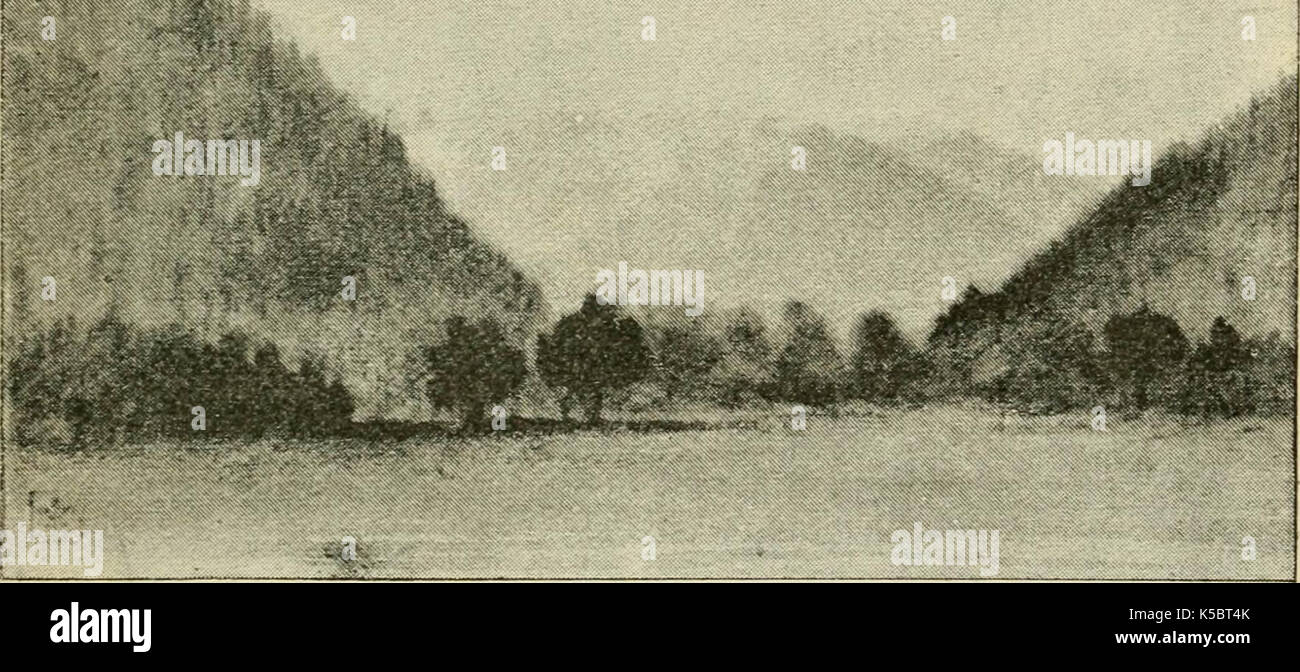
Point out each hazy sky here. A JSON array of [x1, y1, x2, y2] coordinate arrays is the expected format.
[[255, 0, 1297, 332]]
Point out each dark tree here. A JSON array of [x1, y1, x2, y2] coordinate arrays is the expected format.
[[773, 301, 843, 406], [322, 377, 358, 435], [136, 323, 204, 439], [1245, 331, 1296, 416], [1182, 316, 1253, 418], [713, 307, 774, 407], [1104, 305, 1188, 412], [210, 332, 256, 437], [985, 319, 1106, 414], [925, 285, 1000, 395], [425, 316, 528, 430], [75, 314, 137, 445], [249, 342, 293, 436], [290, 354, 332, 437], [849, 311, 914, 404], [536, 294, 651, 423], [654, 325, 723, 402]]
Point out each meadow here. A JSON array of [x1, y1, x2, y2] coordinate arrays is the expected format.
[[3, 405, 1292, 580]]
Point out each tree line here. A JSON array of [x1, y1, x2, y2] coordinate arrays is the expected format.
[[421, 295, 1293, 428], [9, 314, 354, 446], [8, 297, 1293, 445]]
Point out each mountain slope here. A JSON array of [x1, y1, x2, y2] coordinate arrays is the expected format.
[[931, 74, 1297, 349], [2, 0, 547, 418]]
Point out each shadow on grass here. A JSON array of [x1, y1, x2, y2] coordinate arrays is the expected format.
[[13, 414, 765, 452], [348, 415, 733, 441]]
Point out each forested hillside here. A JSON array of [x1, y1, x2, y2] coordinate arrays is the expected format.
[[2, 0, 547, 419], [928, 75, 1297, 412]]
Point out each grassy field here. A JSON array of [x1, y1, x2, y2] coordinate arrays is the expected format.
[[2, 405, 1293, 579]]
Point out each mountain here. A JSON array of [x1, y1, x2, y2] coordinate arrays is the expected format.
[[411, 110, 1102, 342], [741, 122, 1103, 338], [931, 74, 1297, 348], [2, 0, 547, 419]]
